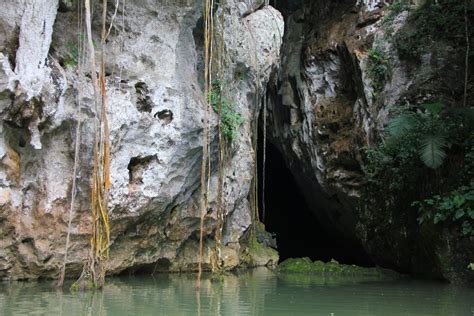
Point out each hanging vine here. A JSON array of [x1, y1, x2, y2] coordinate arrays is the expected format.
[[197, 0, 214, 288], [261, 91, 267, 223], [75, 0, 111, 290], [58, 0, 86, 288], [210, 0, 227, 274]]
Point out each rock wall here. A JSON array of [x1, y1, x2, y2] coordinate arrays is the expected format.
[[0, 0, 472, 284], [0, 0, 283, 280], [267, 0, 473, 283]]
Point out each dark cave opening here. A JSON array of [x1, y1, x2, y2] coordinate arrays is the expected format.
[[257, 129, 374, 267]]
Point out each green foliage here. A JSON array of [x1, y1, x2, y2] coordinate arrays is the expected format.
[[366, 46, 390, 96], [63, 34, 96, 68], [394, 0, 474, 60], [384, 102, 449, 169], [64, 41, 79, 67], [382, 1, 411, 26], [414, 181, 474, 236], [363, 103, 474, 236], [208, 80, 243, 142], [419, 135, 447, 169]]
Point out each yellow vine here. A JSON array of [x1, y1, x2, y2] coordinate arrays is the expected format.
[[76, 0, 111, 290]]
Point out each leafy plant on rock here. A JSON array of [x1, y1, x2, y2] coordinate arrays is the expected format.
[[208, 79, 243, 142], [414, 181, 474, 236], [366, 46, 390, 97], [382, 0, 411, 26], [363, 102, 474, 237], [385, 102, 448, 169], [394, 0, 474, 61]]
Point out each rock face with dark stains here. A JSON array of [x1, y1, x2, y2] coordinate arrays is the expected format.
[[267, 0, 473, 284], [0, 0, 283, 280], [0, 0, 472, 284]]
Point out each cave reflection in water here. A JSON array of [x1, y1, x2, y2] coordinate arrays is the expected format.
[[1, 268, 473, 315]]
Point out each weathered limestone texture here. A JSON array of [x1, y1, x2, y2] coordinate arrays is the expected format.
[[267, 0, 473, 283], [0, 0, 283, 280]]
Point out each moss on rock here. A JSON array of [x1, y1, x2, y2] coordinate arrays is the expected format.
[[278, 258, 398, 279], [240, 235, 279, 268]]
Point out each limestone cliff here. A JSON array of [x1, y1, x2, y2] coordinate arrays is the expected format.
[[0, 0, 283, 280], [0, 0, 472, 284]]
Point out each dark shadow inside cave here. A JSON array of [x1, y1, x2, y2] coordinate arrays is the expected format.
[[257, 129, 374, 267]]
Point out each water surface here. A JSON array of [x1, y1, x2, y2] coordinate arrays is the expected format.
[[1, 268, 473, 315]]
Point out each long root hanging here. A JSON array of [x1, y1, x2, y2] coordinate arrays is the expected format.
[[210, 0, 227, 274], [76, 0, 111, 290], [58, 0, 86, 288], [197, 0, 214, 288]]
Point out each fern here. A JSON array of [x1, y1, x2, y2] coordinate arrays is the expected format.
[[421, 102, 444, 115], [384, 103, 452, 169], [387, 113, 416, 137], [419, 135, 447, 169]]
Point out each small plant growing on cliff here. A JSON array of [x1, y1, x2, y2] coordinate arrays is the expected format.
[[366, 46, 390, 97], [363, 102, 474, 237], [394, 0, 474, 60], [414, 181, 474, 236], [384, 102, 452, 169], [63, 34, 96, 68], [64, 41, 80, 67], [208, 80, 243, 142], [382, 1, 411, 26], [413, 137, 474, 236]]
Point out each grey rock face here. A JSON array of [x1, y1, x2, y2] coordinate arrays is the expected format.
[[267, 0, 472, 283], [0, 0, 283, 280]]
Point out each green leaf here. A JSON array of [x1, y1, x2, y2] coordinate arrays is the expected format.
[[419, 135, 447, 169], [440, 200, 453, 210], [421, 102, 444, 115], [387, 113, 417, 138], [452, 194, 465, 208], [454, 209, 465, 220], [461, 221, 472, 236], [434, 213, 444, 224], [467, 209, 474, 219]]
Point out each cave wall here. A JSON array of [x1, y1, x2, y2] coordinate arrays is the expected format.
[[267, 0, 473, 283], [0, 0, 283, 280]]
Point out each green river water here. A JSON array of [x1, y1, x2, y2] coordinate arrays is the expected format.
[[1, 268, 473, 315]]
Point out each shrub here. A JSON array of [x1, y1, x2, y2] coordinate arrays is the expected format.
[[382, 0, 411, 26], [63, 34, 96, 68], [208, 80, 243, 142], [414, 181, 474, 236], [363, 102, 474, 235], [394, 0, 474, 60], [366, 46, 390, 96]]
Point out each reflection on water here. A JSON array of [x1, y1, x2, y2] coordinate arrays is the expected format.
[[1, 268, 473, 315]]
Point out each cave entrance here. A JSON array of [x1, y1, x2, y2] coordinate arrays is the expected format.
[[257, 131, 374, 267]]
